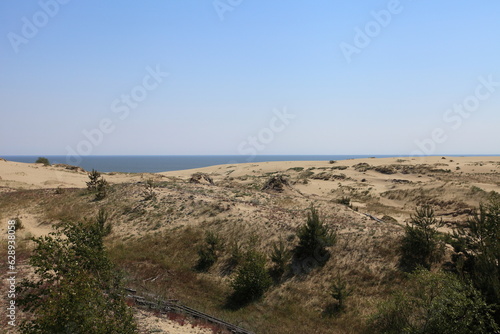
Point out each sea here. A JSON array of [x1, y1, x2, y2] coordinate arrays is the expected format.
[[0, 154, 435, 173]]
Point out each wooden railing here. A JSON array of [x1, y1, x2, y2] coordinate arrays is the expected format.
[[125, 288, 255, 334]]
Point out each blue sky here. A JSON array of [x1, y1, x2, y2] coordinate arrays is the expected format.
[[1, 0, 499, 156]]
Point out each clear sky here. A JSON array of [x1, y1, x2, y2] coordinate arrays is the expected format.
[[1, 0, 499, 156]]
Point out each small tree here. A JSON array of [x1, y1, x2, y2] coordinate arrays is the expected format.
[[269, 238, 291, 281], [329, 276, 353, 312], [228, 240, 245, 267], [86, 169, 101, 191], [294, 206, 336, 265], [230, 251, 272, 305], [369, 269, 499, 334], [95, 178, 108, 200], [196, 231, 224, 271], [17, 210, 136, 333], [35, 157, 50, 166], [400, 206, 444, 272], [453, 196, 500, 324], [87, 169, 108, 200]]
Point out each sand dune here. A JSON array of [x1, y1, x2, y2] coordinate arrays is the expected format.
[[1, 155, 499, 334]]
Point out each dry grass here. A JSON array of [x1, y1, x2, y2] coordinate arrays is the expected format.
[[105, 203, 404, 334], [2, 157, 499, 334]]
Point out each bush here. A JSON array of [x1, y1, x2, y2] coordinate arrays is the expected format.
[[86, 169, 101, 191], [269, 239, 291, 281], [143, 178, 156, 200], [17, 210, 136, 333], [87, 169, 108, 200], [336, 196, 351, 207], [294, 206, 336, 266], [400, 206, 444, 271], [329, 276, 353, 312], [453, 197, 500, 324], [228, 240, 245, 268], [230, 250, 272, 305], [35, 157, 50, 166], [369, 269, 499, 334], [11, 217, 24, 230], [196, 231, 224, 271], [95, 178, 108, 200]]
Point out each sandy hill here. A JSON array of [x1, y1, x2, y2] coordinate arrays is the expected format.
[[1, 156, 499, 333]]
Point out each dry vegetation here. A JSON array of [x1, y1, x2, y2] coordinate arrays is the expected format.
[[1, 156, 499, 333]]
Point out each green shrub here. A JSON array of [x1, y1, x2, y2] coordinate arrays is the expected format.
[[196, 231, 224, 271], [294, 206, 336, 266], [17, 210, 136, 333], [87, 169, 108, 200], [95, 178, 108, 200], [453, 197, 500, 323], [329, 276, 353, 312], [400, 206, 444, 271], [230, 250, 272, 305], [369, 269, 499, 334], [269, 239, 291, 281], [35, 157, 50, 166], [228, 240, 244, 267], [86, 169, 101, 191]]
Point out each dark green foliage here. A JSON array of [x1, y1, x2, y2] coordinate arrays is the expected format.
[[294, 207, 336, 265], [329, 276, 353, 312], [17, 209, 136, 334], [369, 269, 499, 334], [95, 178, 108, 200], [230, 251, 272, 305], [87, 169, 101, 191], [196, 231, 224, 271], [453, 197, 500, 323], [87, 169, 108, 200], [35, 157, 50, 166], [400, 206, 444, 271], [269, 239, 291, 281], [228, 240, 244, 267]]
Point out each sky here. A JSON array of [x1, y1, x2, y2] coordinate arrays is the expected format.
[[1, 0, 499, 157]]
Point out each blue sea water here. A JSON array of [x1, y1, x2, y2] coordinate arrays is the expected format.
[[0, 154, 419, 173]]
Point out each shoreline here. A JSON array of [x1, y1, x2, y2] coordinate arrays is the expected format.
[[1, 154, 499, 175], [1, 155, 499, 190]]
